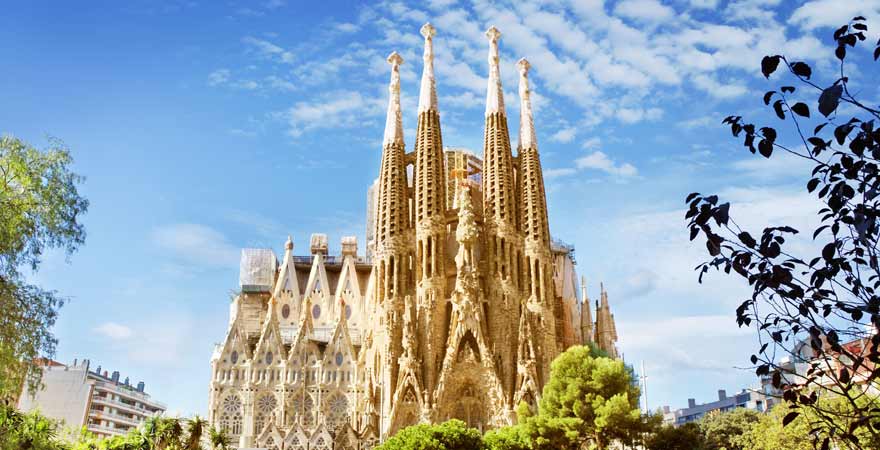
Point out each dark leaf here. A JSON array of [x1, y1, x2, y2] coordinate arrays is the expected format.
[[761, 55, 781, 78], [807, 178, 820, 193], [739, 232, 757, 248], [853, 23, 867, 31], [781, 86, 795, 94], [818, 84, 843, 117], [792, 102, 810, 118], [763, 91, 775, 105], [783, 411, 800, 426], [773, 99, 786, 120], [836, 44, 846, 60], [874, 46, 880, 61], [791, 62, 812, 79], [759, 139, 773, 158], [823, 242, 836, 261]]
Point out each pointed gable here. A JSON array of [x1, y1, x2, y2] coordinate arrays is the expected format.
[[254, 298, 287, 365], [322, 300, 356, 378]]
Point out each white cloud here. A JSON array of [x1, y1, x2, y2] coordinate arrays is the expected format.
[[616, 107, 663, 124], [581, 137, 601, 150], [550, 127, 577, 143], [152, 224, 239, 267], [544, 167, 578, 179], [575, 151, 639, 177], [689, 0, 719, 8], [692, 74, 748, 99], [207, 69, 230, 86], [284, 91, 382, 137], [791, 0, 880, 30], [614, 0, 676, 23], [94, 322, 133, 340], [242, 36, 294, 64], [335, 22, 359, 33]]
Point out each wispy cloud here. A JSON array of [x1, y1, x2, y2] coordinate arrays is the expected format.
[[151, 224, 239, 268], [94, 322, 133, 340], [575, 151, 639, 178]]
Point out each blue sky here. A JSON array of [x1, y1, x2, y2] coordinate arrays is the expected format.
[[3, 0, 880, 416]]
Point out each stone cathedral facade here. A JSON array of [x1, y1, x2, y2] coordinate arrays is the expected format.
[[208, 24, 620, 450]]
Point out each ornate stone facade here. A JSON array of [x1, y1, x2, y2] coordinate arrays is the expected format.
[[208, 23, 620, 450]]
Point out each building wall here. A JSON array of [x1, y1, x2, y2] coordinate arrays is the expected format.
[[18, 361, 92, 432]]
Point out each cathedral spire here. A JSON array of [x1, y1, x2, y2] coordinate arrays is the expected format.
[[383, 52, 404, 147], [418, 23, 438, 113], [413, 22, 448, 402], [485, 26, 505, 116], [580, 276, 593, 345], [517, 58, 537, 151]]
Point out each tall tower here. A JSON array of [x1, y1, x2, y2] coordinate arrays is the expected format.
[[517, 58, 557, 384], [374, 51, 413, 427], [413, 22, 447, 406], [594, 284, 619, 358], [579, 277, 594, 346], [481, 26, 523, 403]]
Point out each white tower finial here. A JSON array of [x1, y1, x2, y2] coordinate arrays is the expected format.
[[517, 58, 536, 150], [485, 26, 505, 116], [383, 52, 404, 146], [418, 23, 438, 113]]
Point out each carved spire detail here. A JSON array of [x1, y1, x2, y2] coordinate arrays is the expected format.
[[383, 52, 404, 146], [517, 58, 537, 150], [418, 23, 438, 113], [485, 26, 505, 116]]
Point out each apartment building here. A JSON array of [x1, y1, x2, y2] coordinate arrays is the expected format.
[[17, 359, 165, 439]]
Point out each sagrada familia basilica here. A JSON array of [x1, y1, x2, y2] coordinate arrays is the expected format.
[[208, 23, 620, 450]]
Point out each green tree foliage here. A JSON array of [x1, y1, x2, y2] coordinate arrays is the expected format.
[[482, 425, 530, 450], [71, 415, 211, 450], [0, 135, 88, 401], [699, 408, 760, 450], [645, 422, 706, 450], [0, 403, 69, 450], [525, 345, 642, 450], [684, 16, 880, 446], [742, 403, 814, 450], [375, 419, 485, 450]]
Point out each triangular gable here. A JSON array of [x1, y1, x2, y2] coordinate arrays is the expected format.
[[219, 302, 252, 363], [334, 423, 359, 450], [309, 425, 333, 450], [359, 424, 380, 450], [287, 297, 318, 366], [334, 254, 362, 301], [322, 301, 356, 370], [283, 426, 309, 450], [254, 299, 287, 364], [305, 253, 334, 323], [272, 238, 300, 302], [255, 422, 284, 449]]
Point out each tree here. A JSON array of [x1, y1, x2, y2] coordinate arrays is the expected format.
[[699, 408, 760, 450], [742, 403, 815, 450], [686, 16, 880, 447], [374, 419, 485, 450], [645, 422, 706, 450], [526, 345, 642, 450], [0, 135, 88, 401], [483, 425, 530, 450], [208, 426, 230, 450], [0, 403, 69, 450]]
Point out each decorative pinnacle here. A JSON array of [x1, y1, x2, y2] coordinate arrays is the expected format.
[[420, 22, 436, 39], [383, 52, 404, 146], [285, 235, 293, 250], [517, 58, 536, 150], [485, 26, 505, 116], [418, 23, 438, 113]]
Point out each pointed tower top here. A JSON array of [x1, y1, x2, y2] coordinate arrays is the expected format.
[[285, 235, 293, 250], [517, 58, 537, 150], [383, 51, 404, 146], [418, 23, 438, 113], [485, 26, 505, 116]]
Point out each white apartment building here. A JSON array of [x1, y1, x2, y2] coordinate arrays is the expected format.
[[17, 359, 165, 439]]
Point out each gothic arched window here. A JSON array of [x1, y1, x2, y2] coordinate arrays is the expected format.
[[219, 394, 243, 436], [325, 393, 350, 431], [254, 393, 277, 434]]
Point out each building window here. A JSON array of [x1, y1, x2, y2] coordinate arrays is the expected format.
[[219, 394, 243, 436], [266, 352, 273, 365], [230, 351, 239, 364], [254, 394, 277, 434], [312, 304, 321, 319], [282, 304, 290, 319]]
